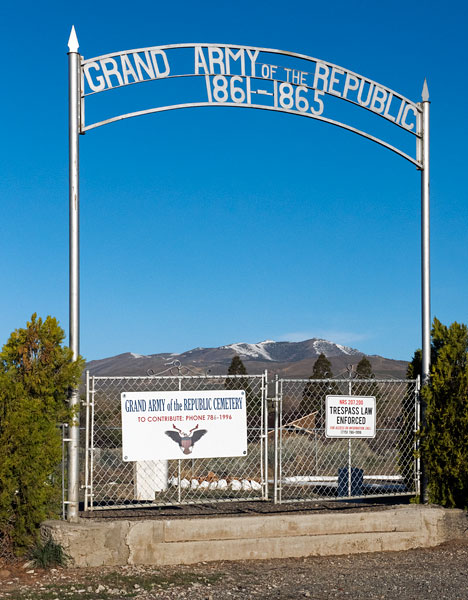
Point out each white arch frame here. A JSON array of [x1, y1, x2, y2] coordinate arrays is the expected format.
[[66, 28, 430, 521]]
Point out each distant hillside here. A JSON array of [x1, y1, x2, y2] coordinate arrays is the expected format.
[[86, 338, 408, 379]]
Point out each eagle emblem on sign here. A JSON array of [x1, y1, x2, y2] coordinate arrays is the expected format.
[[165, 424, 207, 455]]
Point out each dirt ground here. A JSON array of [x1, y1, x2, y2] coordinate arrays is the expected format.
[[1, 500, 467, 600], [1, 539, 468, 600]]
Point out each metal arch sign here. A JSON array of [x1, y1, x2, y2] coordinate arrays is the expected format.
[[65, 26, 431, 520], [78, 40, 422, 166]]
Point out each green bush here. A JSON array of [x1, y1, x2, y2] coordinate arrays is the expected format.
[[0, 315, 84, 551], [422, 319, 468, 508]]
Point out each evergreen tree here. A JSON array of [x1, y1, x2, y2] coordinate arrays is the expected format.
[[0, 315, 84, 551], [301, 353, 336, 426], [225, 355, 261, 441], [227, 355, 248, 377], [225, 355, 249, 395], [355, 357, 374, 378], [311, 353, 334, 379], [353, 357, 380, 408], [422, 319, 468, 508], [407, 349, 422, 380]]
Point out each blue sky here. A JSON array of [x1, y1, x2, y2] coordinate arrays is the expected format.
[[1, 0, 467, 362]]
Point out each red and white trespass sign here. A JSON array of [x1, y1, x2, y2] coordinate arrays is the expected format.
[[325, 395, 376, 439]]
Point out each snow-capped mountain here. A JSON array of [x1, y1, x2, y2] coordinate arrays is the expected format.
[[219, 339, 361, 362], [86, 338, 407, 379], [221, 341, 277, 361]]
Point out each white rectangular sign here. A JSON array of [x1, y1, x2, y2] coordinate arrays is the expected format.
[[325, 395, 376, 438], [121, 390, 247, 461]]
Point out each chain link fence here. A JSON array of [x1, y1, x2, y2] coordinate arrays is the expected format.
[[274, 378, 419, 502], [81, 373, 419, 512], [83, 372, 267, 510]]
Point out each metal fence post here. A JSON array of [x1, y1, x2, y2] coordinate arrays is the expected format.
[[84, 370, 90, 511], [347, 380, 352, 497], [273, 375, 280, 504], [178, 376, 182, 503], [415, 375, 422, 498], [262, 370, 269, 500], [61, 423, 68, 519]]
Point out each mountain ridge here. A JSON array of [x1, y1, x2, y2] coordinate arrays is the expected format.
[[86, 338, 408, 379]]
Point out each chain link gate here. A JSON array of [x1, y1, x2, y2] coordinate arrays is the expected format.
[[273, 377, 420, 502], [83, 371, 268, 510], [81, 371, 419, 512]]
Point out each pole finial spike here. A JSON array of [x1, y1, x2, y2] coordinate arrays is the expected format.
[[422, 78, 429, 101], [68, 26, 79, 52]]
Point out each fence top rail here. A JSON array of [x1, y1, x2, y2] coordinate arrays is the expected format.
[[279, 377, 418, 384], [86, 372, 416, 384], [88, 372, 267, 381]]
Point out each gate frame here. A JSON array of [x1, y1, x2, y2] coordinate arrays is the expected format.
[[82, 370, 269, 511], [273, 376, 421, 504]]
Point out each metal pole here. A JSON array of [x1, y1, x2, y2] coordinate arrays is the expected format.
[[421, 80, 431, 385], [414, 375, 421, 497], [84, 370, 90, 511], [67, 26, 81, 522], [263, 371, 269, 500], [273, 375, 279, 504], [89, 376, 96, 511], [419, 80, 430, 502], [178, 376, 182, 503], [348, 380, 352, 497]]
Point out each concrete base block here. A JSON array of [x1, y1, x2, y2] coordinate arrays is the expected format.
[[41, 505, 467, 568]]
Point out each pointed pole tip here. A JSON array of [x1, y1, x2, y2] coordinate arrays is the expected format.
[[422, 78, 429, 101], [68, 26, 79, 52]]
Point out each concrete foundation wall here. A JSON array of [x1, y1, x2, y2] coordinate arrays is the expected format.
[[42, 505, 467, 568]]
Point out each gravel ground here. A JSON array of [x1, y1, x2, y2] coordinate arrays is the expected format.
[[1, 539, 468, 600]]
